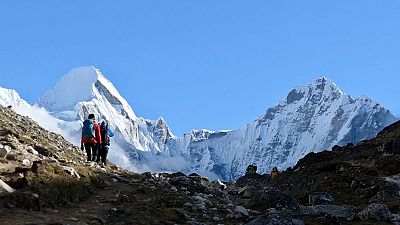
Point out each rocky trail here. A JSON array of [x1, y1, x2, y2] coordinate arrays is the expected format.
[[0, 106, 400, 224]]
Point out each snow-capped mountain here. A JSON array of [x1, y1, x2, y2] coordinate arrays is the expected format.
[[2, 67, 397, 180], [37, 67, 176, 162], [173, 77, 397, 179]]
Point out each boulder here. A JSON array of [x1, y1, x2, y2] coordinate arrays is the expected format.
[[308, 192, 335, 205], [359, 203, 392, 221], [238, 186, 300, 212], [0, 179, 15, 194], [300, 205, 357, 221], [235, 206, 249, 217], [373, 177, 400, 202], [22, 159, 31, 167], [169, 176, 209, 194], [245, 213, 304, 225]]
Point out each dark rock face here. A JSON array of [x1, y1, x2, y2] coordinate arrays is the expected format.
[[338, 107, 397, 146], [94, 80, 123, 106], [286, 89, 305, 104], [359, 203, 392, 221]]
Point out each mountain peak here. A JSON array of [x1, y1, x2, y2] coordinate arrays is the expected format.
[[37, 66, 99, 111], [283, 77, 343, 106], [37, 66, 132, 115], [309, 76, 343, 95]]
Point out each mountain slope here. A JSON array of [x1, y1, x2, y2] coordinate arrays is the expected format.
[[269, 119, 400, 207], [0, 87, 71, 139], [0, 87, 31, 109]]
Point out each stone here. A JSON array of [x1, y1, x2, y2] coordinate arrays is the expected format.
[[213, 217, 221, 222], [236, 206, 249, 217], [62, 166, 81, 179], [0, 145, 11, 158], [184, 202, 193, 208], [5, 152, 17, 161], [359, 203, 392, 221], [26, 146, 39, 155], [210, 179, 227, 190], [42, 158, 60, 164], [308, 192, 335, 205], [0, 179, 15, 194], [197, 204, 207, 211], [300, 205, 357, 221], [391, 214, 400, 224], [141, 172, 153, 179], [22, 159, 31, 167], [149, 186, 157, 191], [111, 173, 130, 183], [104, 181, 112, 187], [117, 194, 129, 204], [373, 177, 400, 202], [245, 213, 304, 225], [241, 186, 300, 212], [194, 195, 206, 203], [169, 176, 209, 194]]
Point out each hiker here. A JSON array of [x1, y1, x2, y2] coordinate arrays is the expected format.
[[270, 166, 279, 178], [246, 164, 257, 175], [80, 114, 102, 162], [98, 120, 111, 165]]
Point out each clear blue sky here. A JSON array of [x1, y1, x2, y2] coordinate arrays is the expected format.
[[0, 1, 399, 135]]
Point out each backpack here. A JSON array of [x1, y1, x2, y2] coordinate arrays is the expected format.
[[100, 124, 110, 146], [82, 119, 95, 140], [246, 165, 257, 175]]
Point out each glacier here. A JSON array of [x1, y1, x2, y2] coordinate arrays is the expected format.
[[1, 67, 397, 180]]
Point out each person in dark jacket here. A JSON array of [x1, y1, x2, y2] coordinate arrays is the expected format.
[[98, 120, 111, 165], [81, 114, 102, 162]]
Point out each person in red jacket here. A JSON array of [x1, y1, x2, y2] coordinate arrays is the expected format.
[[81, 114, 102, 162]]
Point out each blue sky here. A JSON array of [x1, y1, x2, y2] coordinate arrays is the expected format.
[[0, 1, 399, 135]]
